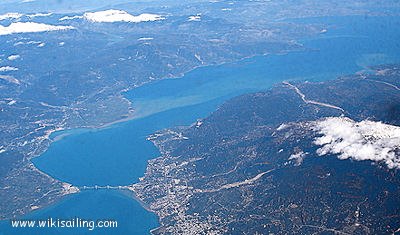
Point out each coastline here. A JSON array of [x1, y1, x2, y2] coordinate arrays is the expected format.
[[18, 51, 283, 224], [121, 188, 155, 214], [36, 50, 289, 144], [14, 13, 400, 228], [121, 187, 162, 234]]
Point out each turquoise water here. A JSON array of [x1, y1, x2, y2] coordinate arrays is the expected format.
[[1, 16, 400, 234]]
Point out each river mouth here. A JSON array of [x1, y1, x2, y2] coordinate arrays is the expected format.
[[3, 15, 400, 235]]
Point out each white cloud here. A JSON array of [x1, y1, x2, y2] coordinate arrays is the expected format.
[[27, 13, 52, 18], [59, 15, 83, 21], [188, 15, 201, 21], [289, 150, 307, 166], [0, 75, 20, 84], [7, 100, 16, 105], [137, 37, 153, 41], [14, 40, 42, 46], [7, 54, 20, 60], [0, 66, 18, 71], [83, 9, 164, 23], [0, 13, 23, 21], [0, 12, 51, 21], [313, 117, 400, 169], [0, 22, 74, 36]]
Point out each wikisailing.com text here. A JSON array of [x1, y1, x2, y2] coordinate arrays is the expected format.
[[11, 217, 118, 231]]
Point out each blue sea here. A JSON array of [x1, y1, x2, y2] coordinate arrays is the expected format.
[[1, 16, 400, 234]]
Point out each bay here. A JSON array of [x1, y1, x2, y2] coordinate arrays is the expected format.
[[1, 15, 400, 235]]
